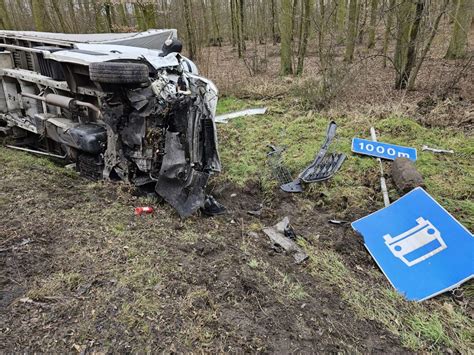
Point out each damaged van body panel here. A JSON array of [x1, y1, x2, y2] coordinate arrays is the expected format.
[[0, 30, 220, 217]]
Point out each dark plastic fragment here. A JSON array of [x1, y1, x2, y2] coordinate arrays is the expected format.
[[201, 195, 227, 216]]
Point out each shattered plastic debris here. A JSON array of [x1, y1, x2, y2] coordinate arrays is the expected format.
[[422, 145, 454, 154], [215, 107, 267, 123], [329, 219, 348, 225], [300, 152, 346, 183], [263, 217, 308, 264], [247, 204, 263, 216], [201, 195, 227, 216]]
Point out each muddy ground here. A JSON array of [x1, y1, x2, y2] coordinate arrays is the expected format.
[[0, 152, 410, 353]]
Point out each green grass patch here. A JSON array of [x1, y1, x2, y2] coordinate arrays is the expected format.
[[215, 96, 251, 115], [216, 101, 474, 228], [0, 146, 79, 178], [27, 272, 83, 300]]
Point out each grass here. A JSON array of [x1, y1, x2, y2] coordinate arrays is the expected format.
[[216, 97, 474, 228], [215, 96, 474, 351], [248, 258, 259, 269], [0, 146, 79, 179], [28, 272, 84, 300], [215, 96, 250, 115]]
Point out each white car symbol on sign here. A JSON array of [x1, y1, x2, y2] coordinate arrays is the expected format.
[[383, 217, 447, 267]]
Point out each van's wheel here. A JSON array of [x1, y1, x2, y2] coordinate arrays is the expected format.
[[89, 62, 149, 84]]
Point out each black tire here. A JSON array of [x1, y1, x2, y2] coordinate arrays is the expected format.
[[89, 62, 149, 84]]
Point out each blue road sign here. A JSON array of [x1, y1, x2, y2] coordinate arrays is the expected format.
[[352, 188, 473, 301], [352, 137, 417, 161]]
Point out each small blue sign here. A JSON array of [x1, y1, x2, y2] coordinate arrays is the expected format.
[[352, 138, 417, 161], [352, 188, 473, 301]]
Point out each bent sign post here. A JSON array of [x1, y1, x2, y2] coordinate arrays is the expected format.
[[352, 188, 473, 301], [352, 137, 417, 161]]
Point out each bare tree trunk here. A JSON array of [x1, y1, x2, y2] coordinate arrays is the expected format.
[[238, 0, 246, 52], [296, 0, 313, 75], [31, 0, 46, 31], [317, 0, 327, 68], [448, 0, 459, 25], [134, 3, 145, 30], [95, 2, 105, 32], [367, 0, 378, 48], [336, 0, 347, 39], [104, 1, 114, 32], [200, 0, 210, 46], [344, 0, 358, 62], [230, 0, 237, 47], [210, 0, 222, 46], [403, 0, 424, 83], [68, 0, 78, 33], [394, 0, 412, 86], [407, 0, 449, 90], [79, 0, 88, 19], [382, 0, 395, 67], [271, 0, 279, 44], [395, 0, 424, 89], [356, 0, 367, 44], [160, 0, 170, 28], [233, 0, 244, 57], [292, 0, 300, 42], [183, 0, 197, 59], [0, 0, 12, 29], [296, 0, 304, 56], [13, 0, 27, 30], [110, 3, 117, 28], [280, 0, 294, 74], [142, 2, 157, 29], [118, 3, 129, 27], [50, 0, 69, 32], [240, 0, 245, 39], [445, 0, 473, 59]]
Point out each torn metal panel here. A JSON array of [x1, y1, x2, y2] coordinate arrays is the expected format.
[[421, 145, 454, 154], [215, 107, 267, 123], [263, 217, 308, 264]]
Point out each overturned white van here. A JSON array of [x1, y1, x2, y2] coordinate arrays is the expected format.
[[0, 29, 221, 217]]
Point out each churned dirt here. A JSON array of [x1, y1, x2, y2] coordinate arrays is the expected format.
[[0, 153, 407, 353]]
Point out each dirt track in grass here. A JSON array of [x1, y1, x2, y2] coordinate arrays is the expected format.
[[0, 150, 407, 353]]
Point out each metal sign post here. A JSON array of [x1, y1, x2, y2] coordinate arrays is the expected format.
[[370, 127, 390, 207]]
